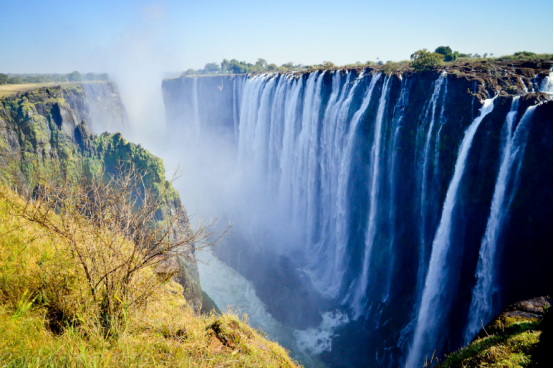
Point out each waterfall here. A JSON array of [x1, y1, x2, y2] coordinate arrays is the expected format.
[[465, 100, 536, 342], [192, 78, 201, 137], [540, 71, 553, 93], [407, 97, 497, 368], [350, 75, 390, 317], [163, 69, 551, 368], [416, 73, 447, 306]]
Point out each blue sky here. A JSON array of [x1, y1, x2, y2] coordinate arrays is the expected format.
[[0, 0, 552, 74]]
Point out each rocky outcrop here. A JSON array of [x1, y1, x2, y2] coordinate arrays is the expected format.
[[473, 296, 552, 341], [0, 85, 202, 312], [61, 82, 130, 136]]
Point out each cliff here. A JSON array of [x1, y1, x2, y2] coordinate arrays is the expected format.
[[0, 84, 202, 312], [161, 59, 553, 368]]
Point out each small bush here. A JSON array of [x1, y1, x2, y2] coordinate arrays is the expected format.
[[410, 49, 445, 71], [382, 62, 402, 75]]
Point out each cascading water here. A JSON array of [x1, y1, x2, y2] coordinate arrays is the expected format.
[[415, 72, 447, 307], [192, 78, 201, 136], [407, 97, 497, 368], [350, 75, 389, 317], [465, 100, 536, 342], [161, 67, 552, 368]]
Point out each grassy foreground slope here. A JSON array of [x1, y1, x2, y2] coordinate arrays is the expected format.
[[0, 185, 299, 368], [435, 302, 551, 368]]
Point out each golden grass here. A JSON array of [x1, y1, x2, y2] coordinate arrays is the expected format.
[[0, 83, 57, 98], [0, 186, 300, 367]]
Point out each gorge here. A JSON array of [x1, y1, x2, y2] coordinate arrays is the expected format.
[[161, 60, 553, 368]]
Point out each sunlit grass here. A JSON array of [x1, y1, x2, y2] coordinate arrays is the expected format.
[[0, 186, 300, 367], [435, 321, 541, 368]]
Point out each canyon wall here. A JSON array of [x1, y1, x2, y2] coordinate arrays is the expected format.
[[0, 83, 202, 312], [162, 61, 553, 368]]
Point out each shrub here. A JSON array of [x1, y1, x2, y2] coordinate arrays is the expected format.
[[435, 46, 453, 55], [410, 49, 445, 71], [444, 52, 459, 62], [1, 160, 220, 332], [514, 51, 536, 58], [382, 62, 402, 75], [321, 61, 335, 69]]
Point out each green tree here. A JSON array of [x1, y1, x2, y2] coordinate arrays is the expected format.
[[0, 73, 10, 84], [266, 64, 277, 71], [410, 49, 444, 71], [9, 76, 23, 84], [255, 58, 267, 69], [322, 61, 335, 69], [282, 62, 294, 70], [204, 62, 220, 73], [67, 71, 82, 82], [435, 46, 453, 56], [444, 51, 459, 62]]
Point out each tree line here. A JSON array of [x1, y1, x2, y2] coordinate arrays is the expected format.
[[0, 71, 109, 85], [183, 46, 535, 75]]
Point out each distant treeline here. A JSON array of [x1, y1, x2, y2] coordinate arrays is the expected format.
[[0, 71, 109, 85], [183, 50, 552, 76]]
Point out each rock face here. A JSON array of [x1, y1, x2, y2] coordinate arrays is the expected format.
[[162, 60, 552, 368], [0, 84, 202, 313]]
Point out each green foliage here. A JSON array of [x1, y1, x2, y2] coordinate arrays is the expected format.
[[410, 49, 445, 71], [321, 61, 335, 69], [9, 76, 23, 84], [496, 52, 552, 61], [0, 186, 300, 368], [182, 58, 308, 76], [381, 61, 402, 75], [67, 71, 82, 82], [435, 46, 453, 55], [0, 72, 109, 85], [84, 72, 109, 81], [444, 51, 459, 62], [514, 51, 536, 57], [437, 320, 541, 368]]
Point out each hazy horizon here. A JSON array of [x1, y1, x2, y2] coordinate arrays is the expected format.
[[2, 0, 552, 155], [1, 0, 552, 75]]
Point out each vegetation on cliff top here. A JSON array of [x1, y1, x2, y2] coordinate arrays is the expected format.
[[0, 71, 109, 85], [432, 306, 551, 368], [0, 182, 299, 367], [179, 50, 552, 76]]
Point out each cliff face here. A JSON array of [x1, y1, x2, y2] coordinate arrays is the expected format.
[[0, 84, 202, 312], [161, 60, 552, 368]]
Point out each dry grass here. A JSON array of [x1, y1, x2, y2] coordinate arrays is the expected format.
[[0, 83, 58, 98], [0, 185, 300, 367]]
